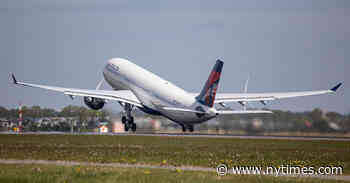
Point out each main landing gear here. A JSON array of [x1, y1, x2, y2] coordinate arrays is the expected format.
[[121, 103, 136, 132], [180, 124, 194, 133]]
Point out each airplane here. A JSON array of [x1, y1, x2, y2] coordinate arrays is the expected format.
[[10, 58, 342, 132]]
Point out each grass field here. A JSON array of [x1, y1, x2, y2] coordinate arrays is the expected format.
[[0, 134, 348, 173], [0, 164, 348, 183]]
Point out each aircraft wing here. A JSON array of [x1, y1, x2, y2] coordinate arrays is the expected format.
[[10, 73, 142, 107], [189, 83, 342, 104], [213, 83, 342, 103]]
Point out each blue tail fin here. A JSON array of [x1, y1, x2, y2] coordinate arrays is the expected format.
[[196, 59, 224, 107]]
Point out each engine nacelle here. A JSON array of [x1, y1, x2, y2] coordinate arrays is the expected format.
[[83, 97, 105, 110]]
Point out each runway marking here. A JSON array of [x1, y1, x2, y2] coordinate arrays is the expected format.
[[0, 159, 349, 181], [1, 132, 350, 141]]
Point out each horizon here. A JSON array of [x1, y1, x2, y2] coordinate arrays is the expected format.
[[1, 104, 347, 116]]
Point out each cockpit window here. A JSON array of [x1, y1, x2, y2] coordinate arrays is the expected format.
[[107, 64, 119, 72], [111, 64, 119, 71]]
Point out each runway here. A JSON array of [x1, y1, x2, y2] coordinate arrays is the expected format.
[[120, 133, 350, 141], [101, 132, 350, 141], [2, 131, 350, 141]]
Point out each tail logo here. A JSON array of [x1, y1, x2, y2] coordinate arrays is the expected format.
[[197, 60, 223, 107]]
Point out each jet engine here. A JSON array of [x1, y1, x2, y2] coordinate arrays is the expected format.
[[83, 97, 105, 110]]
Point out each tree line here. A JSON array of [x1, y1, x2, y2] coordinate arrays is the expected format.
[[0, 105, 349, 133], [0, 105, 109, 121], [216, 108, 350, 133]]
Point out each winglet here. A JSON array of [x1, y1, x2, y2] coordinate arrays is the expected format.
[[330, 82, 342, 92], [10, 73, 17, 84]]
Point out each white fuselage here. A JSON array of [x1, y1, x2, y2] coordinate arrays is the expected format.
[[102, 58, 216, 125]]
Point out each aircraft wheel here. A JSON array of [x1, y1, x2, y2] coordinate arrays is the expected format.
[[122, 116, 127, 124], [124, 124, 129, 131], [188, 125, 194, 132], [131, 123, 137, 132], [181, 124, 186, 132], [130, 116, 134, 123]]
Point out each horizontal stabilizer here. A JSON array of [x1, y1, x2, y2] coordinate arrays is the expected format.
[[216, 110, 273, 114]]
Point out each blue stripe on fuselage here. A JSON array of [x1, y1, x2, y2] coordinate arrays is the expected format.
[[137, 105, 162, 115]]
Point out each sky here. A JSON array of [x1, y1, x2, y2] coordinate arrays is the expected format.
[[1, 0, 349, 114]]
